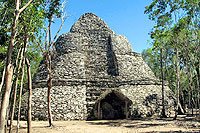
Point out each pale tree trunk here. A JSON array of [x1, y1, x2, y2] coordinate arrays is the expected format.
[[194, 10, 200, 117], [186, 62, 192, 115], [0, 64, 13, 133], [195, 93, 198, 116], [46, 53, 53, 127], [181, 91, 185, 112], [6, 48, 21, 132], [26, 58, 32, 133], [198, 87, 200, 116], [174, 48, 180, 120], [6, 46, 21, 132], [187, 62, 193, 116], [16, 35, 28, 132], [5, 102, 11, 133], [0, 66, 6, 94], [0, 5, 19, 132], [191, 81, 194, 116], [0, 0, 33, 132], [16, 59, 25, 133], [46, 19, 53, 127], [188, 67, 192, 115], [9, 47, 24, 133], [196, 66, 200, 116], [160, 48, 167, 118]]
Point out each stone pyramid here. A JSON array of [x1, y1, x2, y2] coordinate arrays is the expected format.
[[22, 13, 175, 120]]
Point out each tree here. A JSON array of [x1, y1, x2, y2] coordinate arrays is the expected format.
[[144, 0, 200, 118], [0, 0, 34, 132], [26, 58, 32, 133], [0, 0, 66, 131], [36, 0, 66, 127], [16, 35, 28, 133], [0, 1, 47, 132]]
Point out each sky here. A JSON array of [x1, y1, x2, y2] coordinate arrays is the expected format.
[[52, 0, 155, 53]]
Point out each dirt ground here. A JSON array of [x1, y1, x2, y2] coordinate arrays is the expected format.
[[10, 118, 200, 133]]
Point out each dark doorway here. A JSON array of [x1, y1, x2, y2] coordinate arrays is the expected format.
[[96, 91, 132, 120]]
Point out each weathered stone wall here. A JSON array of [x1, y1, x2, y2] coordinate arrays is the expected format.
[[111, 34, 157, 81], [112, 35, 132, 55], [119, 85, 175, 118], [116, 54, 157, 81], [22, 85, 87, 120], [21, 83, 174, 120], [52, 52, 86, 80]]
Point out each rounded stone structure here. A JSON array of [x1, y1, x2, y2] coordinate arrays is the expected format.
[[21, 13, 175, 120]]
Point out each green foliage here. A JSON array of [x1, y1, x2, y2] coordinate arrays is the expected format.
[[0, 0, 46, 80], [45, 0, 61, 20], [0, 0, 65, 83], [144, 0, 200, 107]]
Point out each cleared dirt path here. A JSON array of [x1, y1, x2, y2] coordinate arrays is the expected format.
[[10, 119, 200, 133]]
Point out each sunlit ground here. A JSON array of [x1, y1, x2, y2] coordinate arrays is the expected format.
[[9, 117, 200, 133]]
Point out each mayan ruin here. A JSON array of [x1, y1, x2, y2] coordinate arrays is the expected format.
[[1, 0, 200, 132], [18, 13, 176, 121]]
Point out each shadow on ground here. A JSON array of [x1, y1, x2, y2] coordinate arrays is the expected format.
[[87, 118, 200, 130], [11, 125, 49, 129], [87, 119, 168, 128]]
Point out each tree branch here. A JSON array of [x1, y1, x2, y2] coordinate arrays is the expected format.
[[47, 20, 52, 52], [45, 28, 49, 51], [52, 17, 67, 44], [19, 0, 34, 13], [0, 66, 6, 93], [35, 40, 45, 54], [16, 0, 20, 10]]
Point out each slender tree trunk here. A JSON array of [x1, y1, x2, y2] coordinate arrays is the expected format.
[[160, 48, 167, 118], [26, 58, 32, 133], [0, 64, 13, 133], [188, 89, 191, 111], [198, 89, 200, 116], [196, 64, 200, 116], [16, 59, 25, 133], [0, 66, 6, 94], [46, 53, 53, 127], [9, 47, 24, 133], [191, 86, 194, 116], [188, 78, 195, 116], [187, 62, 192, 116], [174, 48, 180, 120], [196, 69, 200, 116], [188, 65, 193, 116], [16, 35, 28, 132], [6, 48, 21, 132], [47, 80, 53, 127], [0, 1, 20, 132], [5, 102, 11, 133], [195, 90, 198, 117], [46, 19, 53, 127], [181, 91, 186, 112]]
